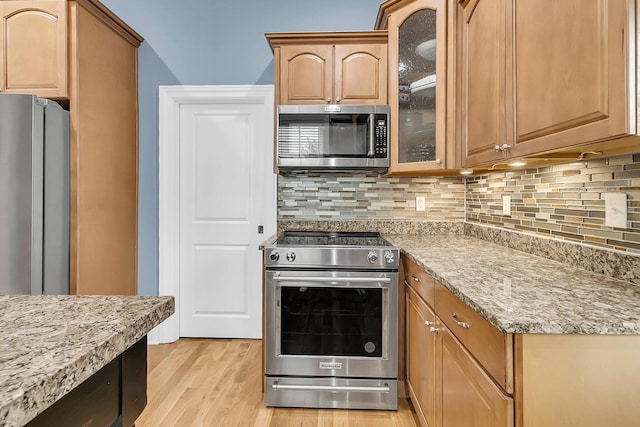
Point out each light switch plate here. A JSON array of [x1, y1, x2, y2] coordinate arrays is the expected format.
[[502, 195, 511, 216], [604, 193, 627, 228], [416, 196, 426, 212]]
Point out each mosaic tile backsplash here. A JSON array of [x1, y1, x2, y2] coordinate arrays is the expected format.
[[277, 154, 640, 258], [278, 172, 466, 221], [466, 153, 640, 255]]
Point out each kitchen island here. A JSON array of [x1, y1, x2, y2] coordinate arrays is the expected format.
[[0, 295, 174, 427]]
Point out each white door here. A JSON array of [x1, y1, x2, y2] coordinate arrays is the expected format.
[[166, 86, 275, 339]]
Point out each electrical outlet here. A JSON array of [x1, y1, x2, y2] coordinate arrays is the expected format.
[[604, 193, 627, 228], [416, 196, 426, 212], [502, 195, 511, 216]]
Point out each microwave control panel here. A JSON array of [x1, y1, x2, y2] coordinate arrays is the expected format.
[[375, 119, 388, 158]]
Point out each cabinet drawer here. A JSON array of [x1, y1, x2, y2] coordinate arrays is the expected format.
[[435, 282, 513, 393], [402, 256, 435, 308]]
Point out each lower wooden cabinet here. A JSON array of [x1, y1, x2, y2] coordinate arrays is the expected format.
[[404, 256, 514, 427], [406, 285, 439, 427], [441, 327, 514, 427], [403, 255, 640, 426]]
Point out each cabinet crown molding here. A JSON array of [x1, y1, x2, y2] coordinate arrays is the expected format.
[[265, 30, 388, 52]]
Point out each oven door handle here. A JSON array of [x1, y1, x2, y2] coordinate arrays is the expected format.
[[271, 381, 390, 393], [273, 275, 391, 284]]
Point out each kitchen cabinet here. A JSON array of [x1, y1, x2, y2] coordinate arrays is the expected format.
[[67, 0, 141, 295], [458, 0, 630, 168], [1, 0, 142, 295], [406, 285, 439, 427], [376, 0, 457, 175], [441, 328, 514, 427], [0, 1, 68, 98], [265, 31, 388, 105], [403, 255, 514, 427]]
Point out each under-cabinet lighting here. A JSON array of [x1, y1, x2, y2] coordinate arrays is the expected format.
[[459, 169, 473, 175], [508, 160, 527, 167]]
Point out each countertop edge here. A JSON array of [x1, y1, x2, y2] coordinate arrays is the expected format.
[[388, 234, 640, 335], [1, 296, 174, 427]]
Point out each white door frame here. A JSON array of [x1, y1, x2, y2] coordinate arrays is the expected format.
[[154, 85, 275, 344]]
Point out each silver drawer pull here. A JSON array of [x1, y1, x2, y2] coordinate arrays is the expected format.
[[411, 275, 421, 282], [451, 312, 470, 329], [271, 381, 390, 393]]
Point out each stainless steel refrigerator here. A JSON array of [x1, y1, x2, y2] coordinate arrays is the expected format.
[[0, 93, 69, 295]]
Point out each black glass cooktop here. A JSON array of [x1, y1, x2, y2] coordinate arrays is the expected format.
[[275, 231, 392, 247]]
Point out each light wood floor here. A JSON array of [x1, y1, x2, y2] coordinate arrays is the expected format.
[[135, 338, 419, 427]]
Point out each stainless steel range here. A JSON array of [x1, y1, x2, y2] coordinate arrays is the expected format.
[[263, 231, 399, 410]]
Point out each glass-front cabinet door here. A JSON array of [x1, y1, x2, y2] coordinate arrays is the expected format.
[[385, 0, 447, 174]]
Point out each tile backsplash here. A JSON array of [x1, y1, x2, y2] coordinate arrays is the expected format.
[[467, 153, 640, 255], [278, 172, 465, 221], [277, 154, 640, 255]]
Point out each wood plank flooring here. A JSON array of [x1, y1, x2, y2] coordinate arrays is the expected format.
[[135, 338, 419, 427]]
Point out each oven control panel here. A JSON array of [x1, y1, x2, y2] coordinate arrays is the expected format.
[[265, 247, 399, 269]]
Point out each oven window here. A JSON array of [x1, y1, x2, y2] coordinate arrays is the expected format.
[[280, 287, 383, 357]]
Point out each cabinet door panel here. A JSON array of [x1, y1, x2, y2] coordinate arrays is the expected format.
[[460, 0, 505, 167], [388, 0, 448, 174], [1, 1, 67, 98], [280, 45, 332, 104], [441, 327, 514, 427], [511, 0, 627, 156], [334, 43, 387, 104], [406, 285, 439, 427]]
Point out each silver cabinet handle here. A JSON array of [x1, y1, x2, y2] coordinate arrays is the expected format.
[[336, 96, 341, 102], [451, 312, 470, 329], [272, 382, 390, 393], [435, 158, 442, 164], [326, 98, 332, 103], [429, 326, 440, 333], [273, 275, 391, 283], [411, 275, 421, 282], [424, 320, 434, 327], [493, 143, 512, 152]]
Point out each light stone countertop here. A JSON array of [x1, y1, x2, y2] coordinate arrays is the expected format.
[[385, 234, 640, 335], [0, 295, 174, 427]]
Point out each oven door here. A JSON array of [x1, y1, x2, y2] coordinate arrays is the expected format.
[[265, 270, 398, 379]]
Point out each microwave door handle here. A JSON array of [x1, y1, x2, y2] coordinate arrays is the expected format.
[[367, 113, 375, 157]]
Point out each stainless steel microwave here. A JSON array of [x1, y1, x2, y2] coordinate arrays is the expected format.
[[276, 104, 390, 172]]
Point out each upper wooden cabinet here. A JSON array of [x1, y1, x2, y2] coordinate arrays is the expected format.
[[458, 0, 630, 168], [266, 31, 388, 105], [376, 0, 457, 175], [1, 0, 143, 296], [0, 1, 68, 98]]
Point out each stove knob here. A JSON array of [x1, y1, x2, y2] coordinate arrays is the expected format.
[[367, 251, 378, 264], [269, 251, 279, 262], [384, 250, 395, 264], [286, 251, 296, 262]]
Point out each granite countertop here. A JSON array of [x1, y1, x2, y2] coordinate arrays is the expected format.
[[385, 234, 640, 335], [0, 295, 174, 427]]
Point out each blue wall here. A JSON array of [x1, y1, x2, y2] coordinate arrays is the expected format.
[[100, 0, 383, 295]]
